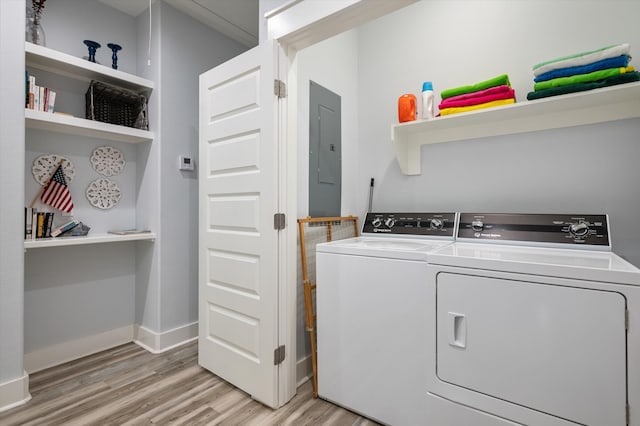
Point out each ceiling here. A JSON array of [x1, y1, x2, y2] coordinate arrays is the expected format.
[[98, 0, 259, 47]]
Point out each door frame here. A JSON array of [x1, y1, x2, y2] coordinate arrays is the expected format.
[[271, 0, 418, 402]]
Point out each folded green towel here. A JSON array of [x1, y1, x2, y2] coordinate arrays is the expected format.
[[533, 66, 634, 91], [441, 74, 510, 100], [526, 72, 640, 101]]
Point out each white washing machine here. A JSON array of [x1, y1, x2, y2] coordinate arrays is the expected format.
[[316, 212, 457, 426], [425, 213, 640, 426]]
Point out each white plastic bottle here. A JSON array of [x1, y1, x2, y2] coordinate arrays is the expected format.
[[421, 81, 434, 120]]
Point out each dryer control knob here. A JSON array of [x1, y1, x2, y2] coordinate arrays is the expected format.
[[385, 217, 396, 228], [372, 217, 383, 228], [471, 220, 484, 232], [430, 218, 444, 230], [569, 221, 590, 237]]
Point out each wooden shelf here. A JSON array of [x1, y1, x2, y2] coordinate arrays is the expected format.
[[26, 42, 153, 94], [25, 109, 153, 143], [392, 82, 640, 175], [24, 232, 156, 249]]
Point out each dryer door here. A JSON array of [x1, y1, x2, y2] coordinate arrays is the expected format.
[[436, 272, 627, 426]]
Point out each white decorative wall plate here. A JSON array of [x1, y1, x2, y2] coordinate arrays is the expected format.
[[86, 178, 122, 210], [90, 146, 125, 177], [32, 154, 75, 185]]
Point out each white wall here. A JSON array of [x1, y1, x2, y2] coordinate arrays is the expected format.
[[355, 0, 640, 265], [295, 29, 359, 364], [296, 29, 359, 218], [291, 0, 640, 369], [0, 0, 27, 407]]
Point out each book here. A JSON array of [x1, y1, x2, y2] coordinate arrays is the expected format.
[[44, 212, 54, 237], [43, 87, 49, 112], [108, 229, 151, 235], [33, 84, 40, 111], [39, 86, 45, 111], [28, 75, 35, 109], [25, 71, 29, 108], [48, 90, 56, 113], [51, 219, 80, 237], [25, 207, 34, 239], [36, 212, 45, 238], [30, 208, 38, 240]]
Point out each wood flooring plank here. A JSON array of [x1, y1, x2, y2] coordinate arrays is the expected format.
[[0, 342, 380, 426], [144, 379, 228, 425]]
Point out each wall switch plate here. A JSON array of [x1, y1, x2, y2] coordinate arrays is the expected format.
[[178, 155, 194, 171]]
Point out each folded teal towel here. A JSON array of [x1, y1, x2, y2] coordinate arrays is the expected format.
[[534, 55, 630, 82], [441, 74, 510, 100], [533, 43, 630, 77], [526, 72, 640, 101]]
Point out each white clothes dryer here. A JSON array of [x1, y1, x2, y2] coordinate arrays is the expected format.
[[425, 213, 640, 426], [316, 212, 457, 426]]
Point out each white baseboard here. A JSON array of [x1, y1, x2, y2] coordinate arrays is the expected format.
[[24, 325, 135, 374], [0, 370, 31, 413], [296, 354, 313, 386], [133, 322, 198, 354]]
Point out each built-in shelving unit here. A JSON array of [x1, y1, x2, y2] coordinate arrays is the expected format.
[[24, 41, 155, 244], [25, 42, 154, 93], [25, 109, 153, 143], [392, 82, 640, 175], [24, 233, 156, 249]]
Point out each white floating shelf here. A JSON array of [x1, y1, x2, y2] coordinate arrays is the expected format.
[[392, 81, 640, 175], [25, 109, 153, 143], [24, 232, 156, 249], [25, 42, 154, 93]]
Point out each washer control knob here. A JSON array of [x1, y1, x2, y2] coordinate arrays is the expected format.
[[430, 218, 444, 230], [569, 221, 590, 237], [371, 217, 383, 228], [471, 220, 484, 232], [385, 217, 396, 228]]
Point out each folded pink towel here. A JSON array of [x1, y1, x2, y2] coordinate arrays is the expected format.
[[440, 85, 512, 102], [439, 87, 515, 109]]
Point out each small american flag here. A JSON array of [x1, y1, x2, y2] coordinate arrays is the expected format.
[[41, 164, 74, 213]]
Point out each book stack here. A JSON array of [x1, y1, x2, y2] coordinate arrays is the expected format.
[[25, 207, 79, 239], [26, 72, 56, 113]]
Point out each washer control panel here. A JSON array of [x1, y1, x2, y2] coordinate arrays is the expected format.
[[363, 212, 457, 237], [458, 213, 610, 246]]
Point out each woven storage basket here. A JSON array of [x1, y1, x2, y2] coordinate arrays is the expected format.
[[85, 80, 148, 130]]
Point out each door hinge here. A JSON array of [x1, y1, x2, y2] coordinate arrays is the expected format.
[[274, 345, 286, 365], [627, 402, 630, 425], [274, 213, 286, 230], [626, 308, 629, 331], [274, 79, 287, 98]]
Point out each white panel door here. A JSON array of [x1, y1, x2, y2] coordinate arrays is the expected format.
[[436, 272, 627, 426], [198, 41, 280, 408]]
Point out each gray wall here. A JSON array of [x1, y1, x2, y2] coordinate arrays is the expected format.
[[22, 0, 140, 354], [356, 0, 640, 266], [21, 0, 249, 356], [0, 0, 26, 386], [41, 0, 138, 74], [158, 1, 247, 331], [135, 0, 249, 334]]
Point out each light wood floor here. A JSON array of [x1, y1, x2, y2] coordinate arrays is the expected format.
[[0, 342, 380, 426]]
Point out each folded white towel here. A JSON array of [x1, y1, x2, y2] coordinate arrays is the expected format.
[[533, 43, 631, 77]]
